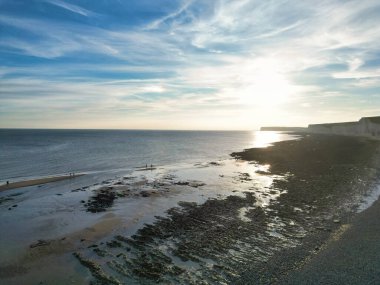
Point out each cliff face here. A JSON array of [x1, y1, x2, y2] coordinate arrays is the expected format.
[[308, 117, 380, 137], [260, 127, 308, 132]]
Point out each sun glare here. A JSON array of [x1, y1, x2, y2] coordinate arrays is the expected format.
[[238, 60, 294, 107], [251, 131, 283, 148]]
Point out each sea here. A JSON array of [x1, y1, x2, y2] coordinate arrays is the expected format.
[[1, 129, 379, 284], [0, 129, 298, 284], [0, 129, 288, 183]]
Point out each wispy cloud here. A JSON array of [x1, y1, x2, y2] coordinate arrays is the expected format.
[[43, 0, 95, 17], [144, 0, 193, 30], [1, 0, 380, 129]]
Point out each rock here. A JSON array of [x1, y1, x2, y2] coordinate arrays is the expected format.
[[189, 182, 206, 188], [30, 239, 51, 248], [175, 181, 189, 186], [256, 170, 270, 175], [140, 191, 151, 197], [106, 240, 122, 248], [86, 190, 117, 213]]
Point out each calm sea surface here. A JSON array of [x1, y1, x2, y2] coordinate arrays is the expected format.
[[0, 129, 264, 182]]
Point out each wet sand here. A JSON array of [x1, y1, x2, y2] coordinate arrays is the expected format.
[[0, 174, 84, 192]]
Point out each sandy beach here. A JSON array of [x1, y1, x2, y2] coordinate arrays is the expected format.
[[0, 174, 84, 192]]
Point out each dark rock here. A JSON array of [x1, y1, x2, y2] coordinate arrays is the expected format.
[[140, 191, 151, 197], [107, 240, 122, 248], [30, 239, 51, 248], [175, 181, 189, 186]]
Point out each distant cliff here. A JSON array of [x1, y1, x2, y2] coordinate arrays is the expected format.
[[261, 116, 380, 138], [260, 127, 308, 132], [308, 117, 380, 137]]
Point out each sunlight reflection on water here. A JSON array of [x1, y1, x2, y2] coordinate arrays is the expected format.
[[251, 131, 298, 148]]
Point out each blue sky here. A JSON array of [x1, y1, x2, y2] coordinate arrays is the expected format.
[[1, 0, 380, 129]]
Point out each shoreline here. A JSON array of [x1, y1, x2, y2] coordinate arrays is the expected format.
[[0, 174, 84, 192], [1, 133, 380, 284], [70, 134, 380, 284], [282, 190, 380, 284], [232, 133, 380, 284]]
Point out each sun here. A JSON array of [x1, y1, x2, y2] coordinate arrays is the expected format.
[[238, 61, 294, 107]]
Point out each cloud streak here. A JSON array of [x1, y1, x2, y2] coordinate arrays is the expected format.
[[44, 0, 94, 17]]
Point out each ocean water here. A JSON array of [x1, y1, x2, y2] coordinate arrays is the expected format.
[[0, 129, 301, 285], [0, 129, 290, 183], [1, 129, 379, 284]]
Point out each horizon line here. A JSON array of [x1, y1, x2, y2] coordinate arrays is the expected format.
[[0, 127, 260, 132]]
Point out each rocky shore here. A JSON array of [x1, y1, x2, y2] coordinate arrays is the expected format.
[[71, 134, 380, 284], [1, 133, 379, 284], [232, 134, 380, 284]]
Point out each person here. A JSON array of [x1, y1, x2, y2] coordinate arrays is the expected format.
[[6, 181, 9, 185], [151, 164, 153, 168], [146, 164, 148, 169]]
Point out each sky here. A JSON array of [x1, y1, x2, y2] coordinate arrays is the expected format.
[[1, 0, 380, 130]]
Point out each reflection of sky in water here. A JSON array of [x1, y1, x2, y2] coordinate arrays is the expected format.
[[250, 131, 299, 148]]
